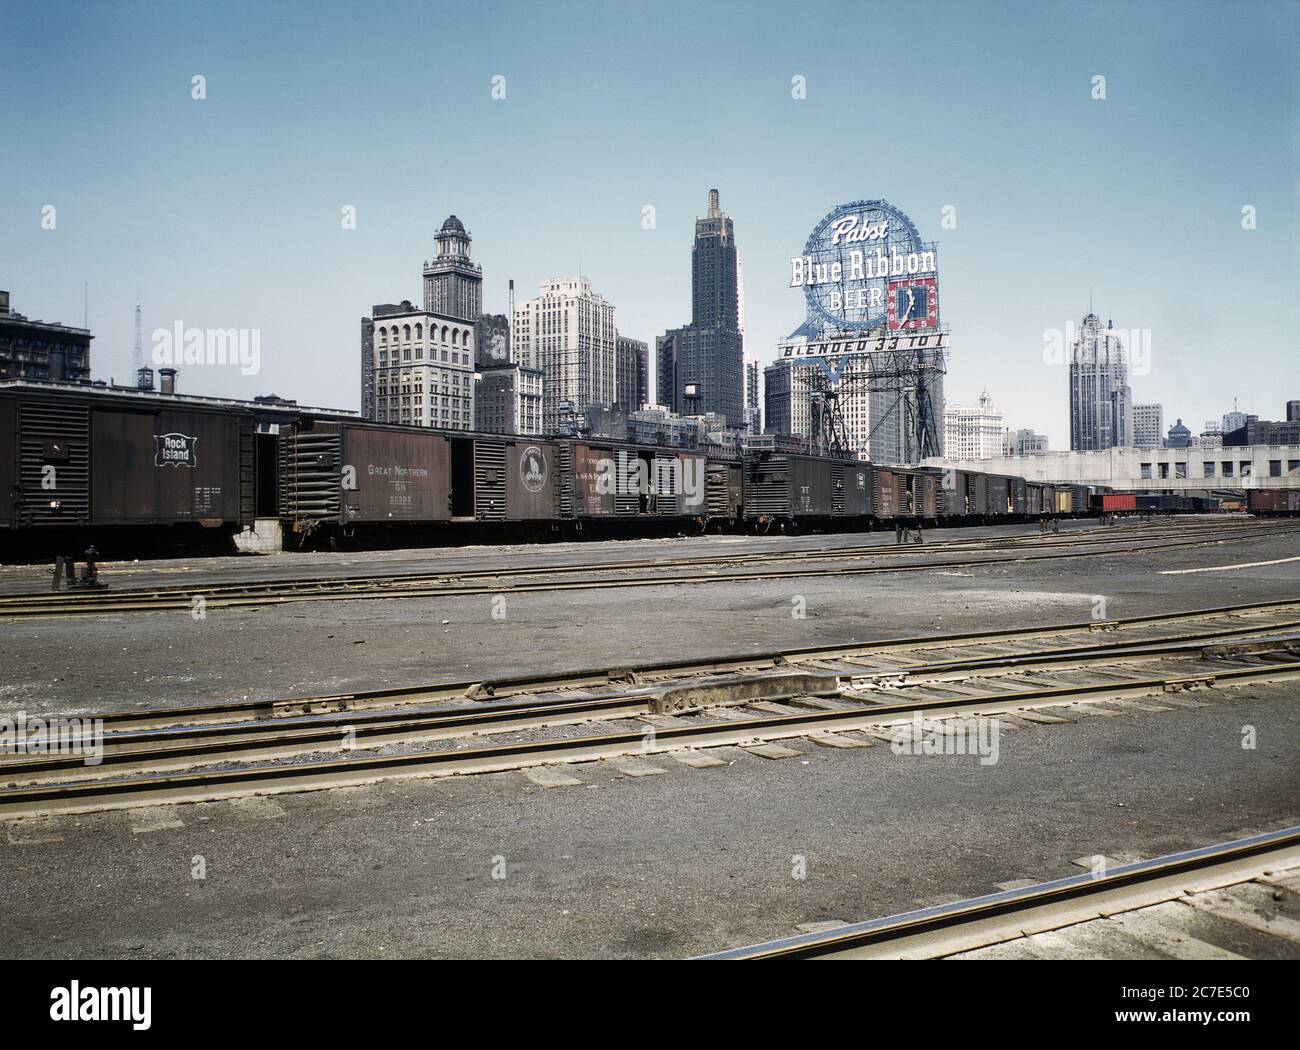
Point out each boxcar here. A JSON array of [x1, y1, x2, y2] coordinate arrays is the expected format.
[[743, 452, 868, 521], [1, 383, 254, 542], [1248, 489, 1300, 515]]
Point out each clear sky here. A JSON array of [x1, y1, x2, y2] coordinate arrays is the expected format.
[[2, 0, 1296, 448]]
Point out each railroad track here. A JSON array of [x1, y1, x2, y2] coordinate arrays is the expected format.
[[0, 518, 1294, 619], [2, 597, 1297, 818], [699, 826, 1300, 959]]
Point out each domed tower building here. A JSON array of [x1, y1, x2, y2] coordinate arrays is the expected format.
[[423, 215, 483, 323]]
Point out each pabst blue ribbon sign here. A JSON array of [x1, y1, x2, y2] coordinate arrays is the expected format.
[[790, 199, 939, 332]]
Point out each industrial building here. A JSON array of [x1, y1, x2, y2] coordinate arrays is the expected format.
[[0, 291, 93, 382], [927, 444, 1300, 492]]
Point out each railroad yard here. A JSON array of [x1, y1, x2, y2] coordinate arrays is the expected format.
[[1, 514, 1298, 959]]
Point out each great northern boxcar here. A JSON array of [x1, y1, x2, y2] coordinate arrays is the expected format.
[[279, 418, 452, 529]]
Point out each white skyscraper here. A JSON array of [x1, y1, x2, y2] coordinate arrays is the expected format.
[[513, 277, 617, 433], [944, 390, 1005, 460]]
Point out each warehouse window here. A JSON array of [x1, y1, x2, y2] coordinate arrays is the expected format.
[[1140, 463, 1152, 479], [1203, 462, 1215, 477], [1158, 463, 1169, 479], [1270, 460, 1282, 477], [1222, 461, 1233, 476], [1175, 462, 1187, 478]]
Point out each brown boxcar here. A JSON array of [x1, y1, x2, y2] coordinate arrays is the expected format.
[[1247, 489, 1300, 515], [280, 420, 451, 526], [91, 404, 251, 525], [706, 459, 744, 520], [873, 467, 902, 519], [495, 438, 560, 521], [1, 383, 253, 532]]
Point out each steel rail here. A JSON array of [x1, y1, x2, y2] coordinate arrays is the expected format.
[[697, 825, 1300, 959], [2, 658, 1297, 818], [18, 595, 1299, 735], [5, 614, 1298, 783]]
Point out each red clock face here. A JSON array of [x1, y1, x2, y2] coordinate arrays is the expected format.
[[887, 277, 939, 331]]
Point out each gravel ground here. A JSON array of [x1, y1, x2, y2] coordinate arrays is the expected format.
[[0, 519, 1297, 959]]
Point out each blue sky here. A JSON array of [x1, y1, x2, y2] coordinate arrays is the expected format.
[[2, 0, 1296, 447]]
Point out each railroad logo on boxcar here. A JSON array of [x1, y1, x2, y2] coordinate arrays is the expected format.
[[154, 432, 197, 468], [520, 446, 547, 492]]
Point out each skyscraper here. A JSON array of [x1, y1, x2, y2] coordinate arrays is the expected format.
[[744, 355, 761, 435], [1069, 312, 1132, 450], [944, 390, 1005, 460], [657, 189, 745, 426], [513, 277, 617, 433], [615, 336, 649, 413], [1133, 403, 1164, 449], [423, 215, 483, 322]]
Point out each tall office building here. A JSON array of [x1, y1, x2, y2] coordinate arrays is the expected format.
[[1133, 403, 1164, 449], [615, 336, 649, 413], [657, 189, 744, 426], [1069, 312, 1132, 450], [744, 356, 761, 435], [943, 391, 1005, 460], [365, 301, 475, 428], [513, 277, 617, 433], [475, 364, 543, 435], [423, 216, 483, 322]]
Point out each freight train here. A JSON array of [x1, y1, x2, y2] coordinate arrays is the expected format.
[[0, 380, 1285, 558]]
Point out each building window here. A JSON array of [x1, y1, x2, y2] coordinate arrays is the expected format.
[[1140, 463, 1152, 479], [1222, 461, 1233, 476], [1270, 460, 1282, 477], [1203, 462, 1215, 477]]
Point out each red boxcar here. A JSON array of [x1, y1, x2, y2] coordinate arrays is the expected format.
[[1100, 493, 1137, 512]]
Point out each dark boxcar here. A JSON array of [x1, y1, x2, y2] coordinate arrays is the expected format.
[[929, 467, 968, 518], [1008, 476, 1027, 516], [1, 384, 253, 531], [1069, 485, 1091, 514], [743, 452, 833, 519], [91, 404, 252, 525], [987, 475, 1009, 516], [832, 460, 872, 518], [970, 472, 991, 516]]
